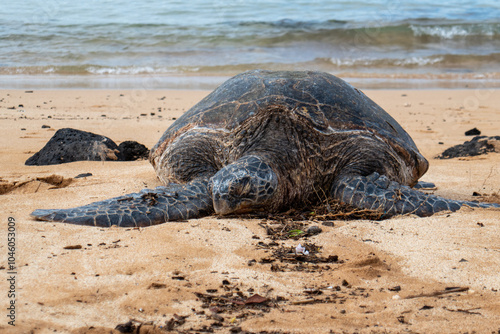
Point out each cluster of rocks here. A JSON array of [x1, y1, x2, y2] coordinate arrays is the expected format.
[[25, 128, 149, 166], [437, 128, 499, 159]]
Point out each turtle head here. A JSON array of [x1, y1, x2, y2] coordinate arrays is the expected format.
[[210, 155, 278, 215]]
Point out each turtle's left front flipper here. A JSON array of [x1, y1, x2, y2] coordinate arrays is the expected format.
[[331, 172, 499, 218], [31, 180, 213, 227]]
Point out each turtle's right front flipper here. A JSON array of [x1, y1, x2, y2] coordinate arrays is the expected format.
[[31, 180, 213, 227], [331, 173, 499, 218]]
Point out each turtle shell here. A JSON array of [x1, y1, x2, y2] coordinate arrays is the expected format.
[[152, 70, 419, 159]]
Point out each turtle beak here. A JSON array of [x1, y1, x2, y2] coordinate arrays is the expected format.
[[213, 194, 233, 215], [213, 193, 253, 215]]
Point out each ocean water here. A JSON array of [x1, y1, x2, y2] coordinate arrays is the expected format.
[[1, 0, 499, 88]]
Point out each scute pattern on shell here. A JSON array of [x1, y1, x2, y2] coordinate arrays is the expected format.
[[151, 70, 419, 164]]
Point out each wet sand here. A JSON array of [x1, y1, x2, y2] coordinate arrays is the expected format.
[[0, 88, 499, 333]]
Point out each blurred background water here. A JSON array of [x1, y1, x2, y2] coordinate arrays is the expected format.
[[1, 0, 499, 88]]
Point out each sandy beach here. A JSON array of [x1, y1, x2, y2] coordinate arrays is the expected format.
[[0, 88, 499, 333]]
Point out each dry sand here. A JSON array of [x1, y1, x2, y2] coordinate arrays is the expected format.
[[0, 88, 499, 334]]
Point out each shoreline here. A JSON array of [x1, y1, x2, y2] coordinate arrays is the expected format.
[[1, 72, 500, 90]]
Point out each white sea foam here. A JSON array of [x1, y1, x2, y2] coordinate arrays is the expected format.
[[85, 66, 177, 75], [329, 58, 377, 67], [394, 56, 444, 66], [410, 25, 495, 39], [329, 56, 444, 68]]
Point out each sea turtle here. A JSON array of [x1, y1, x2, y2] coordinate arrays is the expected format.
[[31, 70, 499, 227]]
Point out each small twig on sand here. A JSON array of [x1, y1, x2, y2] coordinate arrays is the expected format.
[[290, 298, 319, 305], [405, 287, 469, 299], [443, 306, 482, 315]]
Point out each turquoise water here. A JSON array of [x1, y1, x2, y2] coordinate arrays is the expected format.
[[1, 0, 499, 87]]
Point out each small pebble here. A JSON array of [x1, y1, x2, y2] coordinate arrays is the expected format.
[[306, 225, 322, 235], [465, 127, 481, 136]]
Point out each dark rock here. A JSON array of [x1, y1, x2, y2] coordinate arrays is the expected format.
[[63, 245, 82, 250], [25, 129, 150, 165], [118, 141, 149, 161], [436, 136, 500, 159], [41, 125, 51, 129], [25, 128, 121, 166], [115, 320, 136, 333], [465, 128, 481, 136]]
